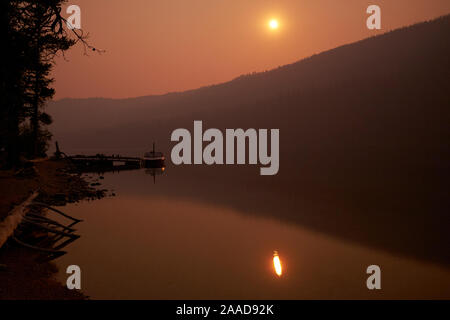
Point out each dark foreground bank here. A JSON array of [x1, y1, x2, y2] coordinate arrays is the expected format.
[[0, 159, 105, 299]]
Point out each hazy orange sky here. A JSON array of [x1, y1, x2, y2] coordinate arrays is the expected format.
[[52, 0, 450, 99]]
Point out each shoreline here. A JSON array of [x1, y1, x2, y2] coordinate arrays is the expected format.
[[0, 159, 105, 299]]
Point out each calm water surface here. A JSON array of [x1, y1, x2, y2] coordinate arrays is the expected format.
[[53, 167, 450, 299]]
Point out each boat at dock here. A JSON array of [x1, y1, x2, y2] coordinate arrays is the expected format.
[[67, 143, 165, 172], [142, 143, 165, 168]]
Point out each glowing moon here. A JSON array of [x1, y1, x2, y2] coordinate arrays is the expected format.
[[269, 19, 279, 30]]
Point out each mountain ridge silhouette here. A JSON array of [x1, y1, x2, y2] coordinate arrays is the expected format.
[[48, 14, 450, 266]]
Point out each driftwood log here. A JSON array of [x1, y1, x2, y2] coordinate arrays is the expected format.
[[12, 236, 67, 255], [25, 214, 76, 232], [21, 219, 80, 239], [31, 202, 83, 222], [0, 191, 39, 249]]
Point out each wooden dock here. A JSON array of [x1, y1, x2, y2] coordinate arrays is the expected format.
[[69, 154, 142, 172]]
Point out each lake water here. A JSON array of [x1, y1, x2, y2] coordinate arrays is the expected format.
[[53, 166, 450, 299]]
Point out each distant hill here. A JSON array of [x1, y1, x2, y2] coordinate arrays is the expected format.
[[48, 15, 450, 265]]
